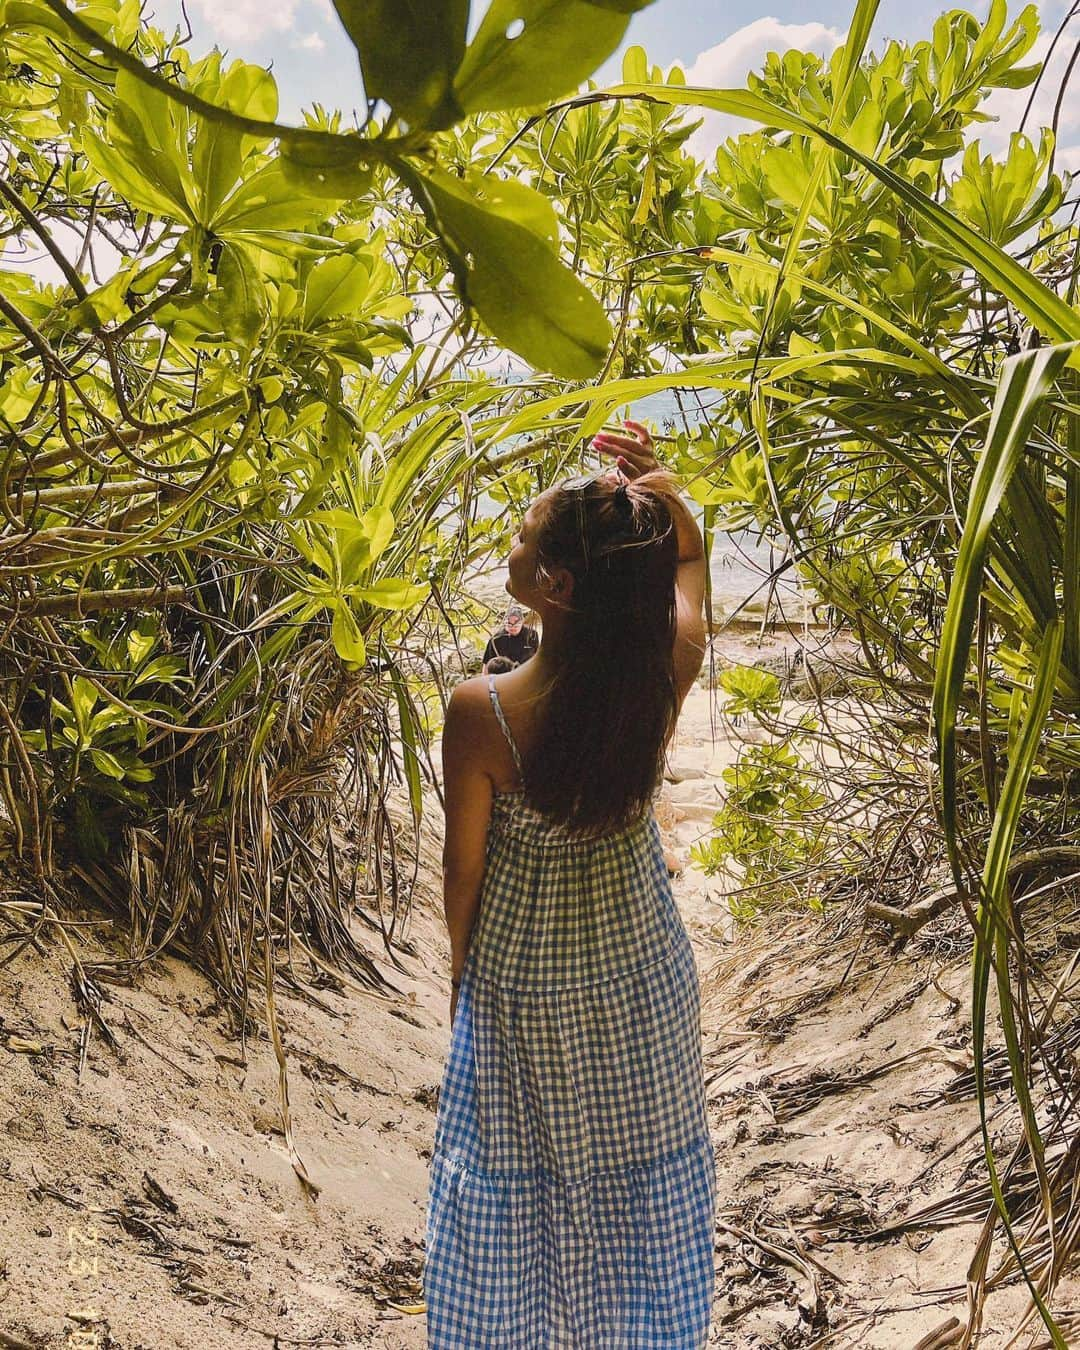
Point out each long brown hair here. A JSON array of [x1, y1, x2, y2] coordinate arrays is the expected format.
[[522, 468, 682, 837]]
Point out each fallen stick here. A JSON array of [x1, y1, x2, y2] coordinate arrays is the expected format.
[[913, 1317, 964, 1350], [866, 848, 1080, 939]]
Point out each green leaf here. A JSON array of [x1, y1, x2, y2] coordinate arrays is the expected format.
[[455, 0, 636, 113], [217, 243, 265, 343], [621, 43, 648, 84], [127, 630, 156, 666], [340, 505, 395, 582], [193, 61, 278, 221], [81, 126, 190, 221], [212, 162, 323, 233], [2, 0, 87, 41], [332, 0, 468, 129], [307, 508, 366, 535], [71, 677, 98, 734], [90, 750, 127, 780], [234, 229, 345, 259], [0, 366, 44, 421], [348, 578, 428, 609], [359, 505, 395, 561], [278, 136, 374, 198], [330, 601, 367, 665], [104, 67, 195, 220], [304, 254, 373, 325], [412, 165, 610, 378]]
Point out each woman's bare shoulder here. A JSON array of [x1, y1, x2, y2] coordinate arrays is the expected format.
[[445, 676, 495, 730]]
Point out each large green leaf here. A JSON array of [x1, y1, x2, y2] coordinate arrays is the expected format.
[[82, 67, 194, 222], [332, 0, 468, 130], [193, 61, 278, 221], [217, 243, 264, 343], [411, 166, 610, 378], [454, 0, 651, 114], [330, 601, 367, 665], [340, 505, 395, 582], [212, 162, 324, 233], [279, 137, 374, 199], [80, 128, 186, 220], [304, 254, 373, 326], [348, 578, 428, 609]]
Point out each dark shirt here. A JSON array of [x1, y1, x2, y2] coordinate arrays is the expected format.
[[483, 626, 539, 666]]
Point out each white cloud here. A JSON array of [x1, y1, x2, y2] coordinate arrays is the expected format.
[[295, 29, 326, 52], [681, 19, 844, 163], [680, 13, 1079, 178], [979, 22, 1080, 174], [1, 220, 125, 288], [186, 0, 300, 41]]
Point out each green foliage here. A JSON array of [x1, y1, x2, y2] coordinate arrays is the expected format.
[[16, 0, 673, 380], [948, 131, 1063, 245], [690, 668, 826, 917], [412, 166, 611, 377], [333, 0, 468, 130], [0, 0, 663, 1014], [716, 665, 783, 719], [455, 0, 639, 114]]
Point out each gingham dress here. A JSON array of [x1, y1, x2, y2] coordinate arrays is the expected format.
[[424, 675, 716, 1348]]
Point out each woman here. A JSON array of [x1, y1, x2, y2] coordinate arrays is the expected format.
[[425, 421, 715, 1348]]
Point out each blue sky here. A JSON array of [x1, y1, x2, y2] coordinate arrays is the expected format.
[[143, 1, 1068, 134]]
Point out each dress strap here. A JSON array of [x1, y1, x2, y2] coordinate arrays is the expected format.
[[487, 674, 525, 783]]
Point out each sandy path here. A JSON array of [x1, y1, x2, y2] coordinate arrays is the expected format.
[[0, 683, 1070, 1348]]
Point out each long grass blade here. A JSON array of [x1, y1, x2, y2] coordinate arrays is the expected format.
[[931, 343, 1076, 877], [969, 619, 1065, 1347]]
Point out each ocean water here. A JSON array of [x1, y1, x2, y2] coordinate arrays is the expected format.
[[633, 389, 808, 622], [472, 387, 810, 624]]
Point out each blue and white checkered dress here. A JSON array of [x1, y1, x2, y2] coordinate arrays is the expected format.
[[424, 676, 716, 1347]]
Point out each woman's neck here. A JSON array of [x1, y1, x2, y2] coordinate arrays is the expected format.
[[508, 607, 569, 699]]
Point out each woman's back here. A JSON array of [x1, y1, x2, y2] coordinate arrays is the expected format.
[[480, 661, 692, 802], [425, 674, 716, 1347], [469, 675, 677, 987]]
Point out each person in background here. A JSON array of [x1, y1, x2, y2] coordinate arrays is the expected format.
[[482, 603, 538, 673]]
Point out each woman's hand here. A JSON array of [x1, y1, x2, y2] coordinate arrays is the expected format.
[[595, 420, 703, 567], [590, 419, 658, 480]]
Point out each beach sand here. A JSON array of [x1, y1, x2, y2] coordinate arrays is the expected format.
[[0, 682, 1071, 1348]]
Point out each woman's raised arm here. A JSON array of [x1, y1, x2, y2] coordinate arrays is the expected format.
[[591, 421, 707, 703]]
